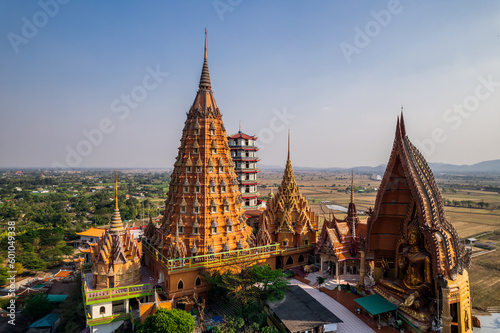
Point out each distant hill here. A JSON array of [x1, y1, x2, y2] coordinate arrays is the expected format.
[[259, 160, 500, 175], [429, 159, 500, 174]]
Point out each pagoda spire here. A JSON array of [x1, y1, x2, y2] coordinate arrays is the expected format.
[[287, 129, 291, 161], [110, 171, 125, 236], [199, 29, 211, 90], [350, 170, 354, 204]]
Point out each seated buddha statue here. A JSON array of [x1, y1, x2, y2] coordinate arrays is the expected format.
[[378, 227, 432, 309]]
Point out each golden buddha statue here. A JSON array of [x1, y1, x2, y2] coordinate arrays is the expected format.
[[378, 222, 433, 310]]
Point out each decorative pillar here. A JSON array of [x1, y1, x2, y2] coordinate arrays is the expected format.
[[336, 260, 340, 284], [343, 261, 347, 276], [441, 287, 452, 333], [320, 256, 324, 274], [359, 251, 366, 287]]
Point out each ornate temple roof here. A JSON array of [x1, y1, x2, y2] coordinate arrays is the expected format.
[[256, 133, 318, 246], [228, 132, 257, 140], [315, 180, 368, 261], [90, 174, 142, 288], [367, 112, 470, 280], [149, 31, 253, 257]]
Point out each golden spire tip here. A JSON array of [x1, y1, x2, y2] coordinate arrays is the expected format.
[[115, 171, 118, 210]]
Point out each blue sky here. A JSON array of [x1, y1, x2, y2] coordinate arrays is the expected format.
[[1, 1, 499, 168]]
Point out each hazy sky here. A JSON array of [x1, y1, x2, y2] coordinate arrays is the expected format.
[[1, 1, 499, 169]]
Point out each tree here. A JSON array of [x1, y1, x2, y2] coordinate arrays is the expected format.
[[248, 265, 289, 301], [23, 294, 52, 320], [14, 262, 24, 276], [61, 245, 75, 257], [136, 308, 195, 333], [18, 252, 47, 271], [0, 265, 9, 285]]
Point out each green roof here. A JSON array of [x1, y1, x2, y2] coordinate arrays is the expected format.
[[354, 294, 398, 316], [47, 294, 68, 303], [29, 313, 60, 328]]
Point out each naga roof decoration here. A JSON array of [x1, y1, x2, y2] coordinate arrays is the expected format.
[[367, 112, 470, 280]]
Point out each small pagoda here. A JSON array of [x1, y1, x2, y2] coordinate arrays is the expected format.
[[228, 128, 261, 209], [89, 173, 142, 289], [256, 133, 319, 267]]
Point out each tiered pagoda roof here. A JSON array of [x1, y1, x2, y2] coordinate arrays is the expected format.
[[256, 134, 318, 247], [90, 173, 142, 289], [146, 31, 254, 257]]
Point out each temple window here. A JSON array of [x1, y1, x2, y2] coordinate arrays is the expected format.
[[227, 225, 233, 232], [181, 206, 186, 213], [283, 240, 288, 247], [210, 186, 216, 193], [194, 129, 199, 135], [194, 207, 199, 213], [193, 148, 198, 154], [245, 140, 249, 146], [195, 186, 200, 193], [221, 186, 226, 192], [196, 166, 201, 172], [210, 129, 215, 135], [304, 240, 309, 246], [186, 166, 191, 172], [211, 227, 217, 234], [179, 226, 184, 234], [195, 277, 201, 286], [209, 166, 213, 173], [183, 186, 188, 193], [219, 166, 224, 172], [178, 280, 184, 290], [224, 205, 229, 212], [193, 227, 199, 234], [211, 206, 216, 213], [100, 306, 105, 315], [211, 148, 216, 154]]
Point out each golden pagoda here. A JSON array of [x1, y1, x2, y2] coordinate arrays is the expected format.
[[90, 172, 142, 289], [256, 133, 318, 267], [367, 112, 472, 333], [146, 30, 254, 259]]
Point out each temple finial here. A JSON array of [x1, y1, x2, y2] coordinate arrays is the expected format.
[[400, 106, 406, 136], [204, 28, 207, 61], [239, 120, 241, 133], [287, 129, 291, 161], [350, 170, 354, 204], [115, 171, 118, 210], [199, 29, 211, 89]]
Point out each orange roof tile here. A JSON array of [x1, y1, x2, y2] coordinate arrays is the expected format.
[[76, 227, 106, 238], [54, 270, 72, 278]]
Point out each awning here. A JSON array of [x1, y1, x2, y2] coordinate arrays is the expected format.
[[354, 294, 398, 316]]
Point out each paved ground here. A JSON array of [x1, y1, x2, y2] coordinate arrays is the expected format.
[[290, 279, 375, 333], [304, 271, 362, 289], [475, 313, 500, 333]]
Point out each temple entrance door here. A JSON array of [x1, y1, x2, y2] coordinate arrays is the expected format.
[[108, 276, 114, 288], [451, 302, 459, 333]]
